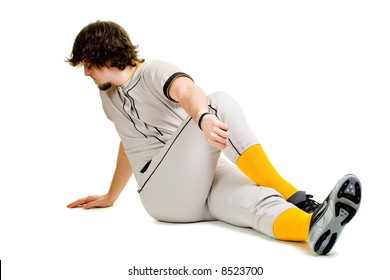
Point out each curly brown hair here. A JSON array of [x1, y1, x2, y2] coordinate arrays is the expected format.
[[66, 21, 144, 69]]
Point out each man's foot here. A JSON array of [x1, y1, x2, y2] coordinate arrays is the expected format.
[[287, 191, 320, 213], [308, 174, 361, 255]]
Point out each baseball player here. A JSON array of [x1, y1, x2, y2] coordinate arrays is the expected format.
[[66, 21, 361, 255]]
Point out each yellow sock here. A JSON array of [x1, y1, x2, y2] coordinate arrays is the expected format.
[[236, 144, 298, 199], [273, 208, 312, 241]]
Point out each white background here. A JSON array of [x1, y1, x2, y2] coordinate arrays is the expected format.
[[1, 0, 389, 279]]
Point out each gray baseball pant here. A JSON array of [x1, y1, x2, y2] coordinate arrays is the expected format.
[[137, 92, 294, 238]]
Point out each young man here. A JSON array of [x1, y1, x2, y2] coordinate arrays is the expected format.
[[66, 20, 361, 255]]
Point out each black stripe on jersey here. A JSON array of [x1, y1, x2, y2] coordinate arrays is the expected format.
[[154, 127, 164, 136], [163, 72, 194, 102], [121, 81, 167, 145], [122, 98, 148, 138], [125, 94, 140, 118], [119, 77, 148, 139], [123, 95, 166, 144], [125, 76, 142, 95]]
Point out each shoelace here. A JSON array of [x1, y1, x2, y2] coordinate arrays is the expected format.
[[297, 194, 320, 213]]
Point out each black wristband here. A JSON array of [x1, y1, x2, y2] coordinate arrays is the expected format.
[[198, 112, 210, 130]]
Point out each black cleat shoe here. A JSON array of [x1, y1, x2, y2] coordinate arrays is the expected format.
[[287, 191, 320, 213], [308, 174, 361, 255]]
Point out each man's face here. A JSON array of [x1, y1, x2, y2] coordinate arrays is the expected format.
[[83, 64, 112, 90]]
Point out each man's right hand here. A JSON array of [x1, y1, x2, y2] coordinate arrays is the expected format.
[[200, 114, 230, 150]]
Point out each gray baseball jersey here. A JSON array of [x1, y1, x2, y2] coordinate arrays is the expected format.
[[100, 60, 192, 181]]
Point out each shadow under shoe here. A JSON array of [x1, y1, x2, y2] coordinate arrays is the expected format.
[[308, 174, 362, 255]]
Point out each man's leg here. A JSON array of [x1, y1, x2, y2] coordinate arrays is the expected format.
[[207, 92, 318, 212], [236, 144, 298, 200], [236, 144, 319, 213], [208, 159, 299, 239], [209, 160, 361, 254]]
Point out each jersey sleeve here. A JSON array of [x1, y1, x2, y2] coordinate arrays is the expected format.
[[142, 60, 193, 102], [99, 89, 114, 122]]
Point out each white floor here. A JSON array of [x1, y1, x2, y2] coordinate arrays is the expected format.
[[1, 1, 389, 279], [1, 169, 384, 279]]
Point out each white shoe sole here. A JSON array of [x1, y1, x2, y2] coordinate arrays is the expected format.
[[308, 174, 361, 255]]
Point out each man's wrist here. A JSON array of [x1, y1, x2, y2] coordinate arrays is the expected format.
[[197, 112, 210, 130]]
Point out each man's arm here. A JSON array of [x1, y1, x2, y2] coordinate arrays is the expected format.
[[168, 76, 230, 150], [67, 141, 133, 209]]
